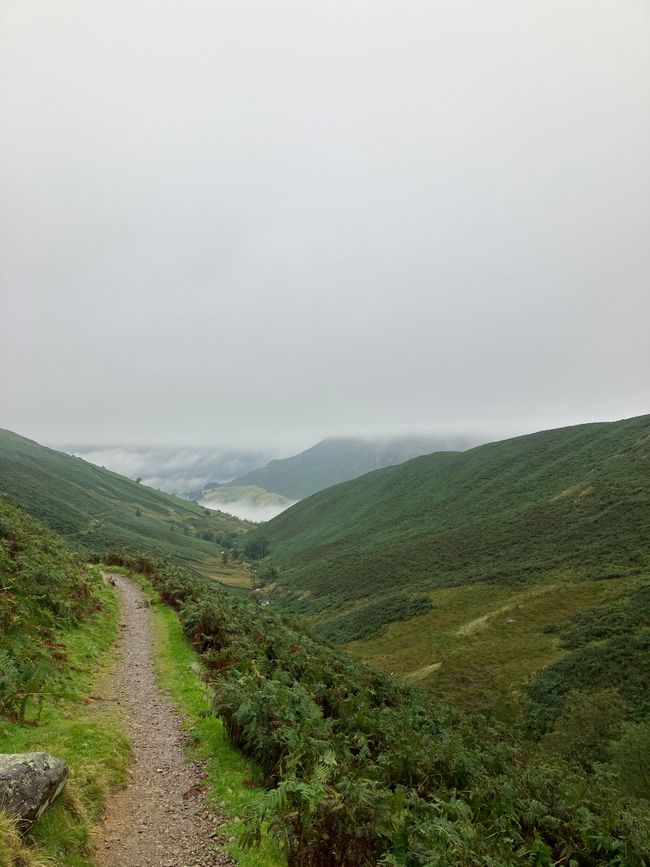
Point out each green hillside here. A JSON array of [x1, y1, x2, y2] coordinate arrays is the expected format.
[[221, 435, 456, 500], [255, 415, 650, 715], [0, 429, 249, 571], [261, 415, 649, 603]]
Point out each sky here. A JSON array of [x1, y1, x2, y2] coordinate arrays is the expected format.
[[1, 0, 649, 450]]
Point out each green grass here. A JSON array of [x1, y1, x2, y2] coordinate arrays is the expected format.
[[0, 580, 131, 866], [121, 568, 285, 867], [0, 428, 249, 570], [347, 575, 640, 719], [201, 554, 255, 589], [313, 590, 432, 644], [261, 415, 650, 605]]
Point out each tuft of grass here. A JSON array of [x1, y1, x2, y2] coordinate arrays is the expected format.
[[124, 569, 285, 867], [0, 580, 131, 866], [0, 812, 55, 867]]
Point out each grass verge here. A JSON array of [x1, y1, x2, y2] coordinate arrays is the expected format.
[[112, 567, 284, 867], [0, 578, 131, 866]]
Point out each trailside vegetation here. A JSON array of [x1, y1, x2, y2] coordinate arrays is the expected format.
[[101, 552, 650, 866], [0, 500, 99, 721], [0, 500, 131, 866]]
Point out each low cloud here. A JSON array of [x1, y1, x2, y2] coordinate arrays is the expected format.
[[59, 444, 280, 496]]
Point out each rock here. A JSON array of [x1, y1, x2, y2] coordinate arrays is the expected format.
[[0, 752, 68, 823]]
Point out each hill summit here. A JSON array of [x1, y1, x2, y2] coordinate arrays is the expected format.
[[213, 434, 470, 501]]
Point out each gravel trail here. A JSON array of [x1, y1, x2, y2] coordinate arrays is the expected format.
[[95, 572, 235, 867]]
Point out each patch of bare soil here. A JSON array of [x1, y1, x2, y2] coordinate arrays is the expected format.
[[95, 572, 235, 867]]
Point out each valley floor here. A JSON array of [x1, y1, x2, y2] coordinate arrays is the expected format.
[[347, 574, 639, 717]]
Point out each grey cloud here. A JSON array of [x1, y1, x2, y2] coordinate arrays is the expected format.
[[1, 1, 648, 447]]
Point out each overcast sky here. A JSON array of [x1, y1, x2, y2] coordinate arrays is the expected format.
[[1, 1, 648, 449]]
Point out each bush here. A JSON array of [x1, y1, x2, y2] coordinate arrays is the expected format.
[[541, 689, 627, 770], [314, 592, 432, 644]]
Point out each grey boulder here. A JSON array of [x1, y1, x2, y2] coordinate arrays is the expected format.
[[0, 753, 68, 823]]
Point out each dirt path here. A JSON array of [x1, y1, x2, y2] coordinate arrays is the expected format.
[[95, 572, 235, 867]]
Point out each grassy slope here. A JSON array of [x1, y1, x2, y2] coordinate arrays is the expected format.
[[262, 415, 650, 603], [348, 575, 641, 717], [0, 428, 249, 572], [258, 415, 650, 712]]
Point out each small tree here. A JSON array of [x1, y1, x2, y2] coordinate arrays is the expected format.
[[245, 537, 270, 561]]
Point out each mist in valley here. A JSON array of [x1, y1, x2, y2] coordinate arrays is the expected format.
[[200, 495, 296, 523], [61, 444, 282, 497]]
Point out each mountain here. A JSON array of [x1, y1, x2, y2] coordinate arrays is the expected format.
[[253, 414, 650, 714], [0, 428, 249, 571], [217, 434, 470, 501]]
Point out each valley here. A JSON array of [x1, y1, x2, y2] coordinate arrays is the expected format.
[[251, 414, 650, 718], [2, 3, 648, 862], [199, 435, 467, 519], [1, 415, 649, 865]]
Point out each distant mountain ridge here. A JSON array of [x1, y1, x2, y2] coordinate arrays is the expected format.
[[217, 434, 471, 501]]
